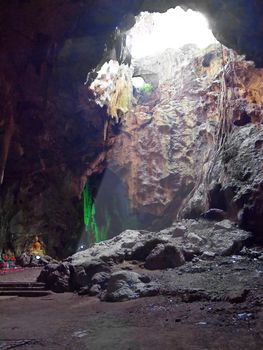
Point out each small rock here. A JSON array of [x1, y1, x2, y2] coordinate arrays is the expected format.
[[225, 289, 249, 303], [160, 224, 187, 237], [138, 275, 151, 283], [182, 248, 196, 262], [187, 232, 203, 245], [201, 251, 216, 260], [73, 259, 111, 289], [91, 272, 111, 288], [202, 208, 226, 221], [221, 240, 245, 257], [139, 282, 159, 297], [17, 253, 31, 267], [235, 312, 254, 321], [214, 219, 233, 230], [196, 321, 208, 325], [78, 286, 90, 295], [172, 224, 187, 237], [89, 284, 101, 296]]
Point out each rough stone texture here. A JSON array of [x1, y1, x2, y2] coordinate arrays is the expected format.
[[17, 253, 57, 268], [210, 125, 263, 238], [37, 262, 72, 293], [38, 219, 251, 296], [72, 259, 111, 289], [69, 219, 250, 266], [109, 44, 263, 234], [145, 243, 185, 270], [0, 0, 263, 253], [100, 270, 159, 302]]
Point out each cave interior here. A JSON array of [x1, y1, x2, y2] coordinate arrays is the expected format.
[[0, 1, 263, 349]]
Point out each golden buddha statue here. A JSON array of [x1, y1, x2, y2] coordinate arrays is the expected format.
[[29, 235, 45, 256]]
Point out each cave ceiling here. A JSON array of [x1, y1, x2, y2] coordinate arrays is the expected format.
[[1, 0, 263, 79]]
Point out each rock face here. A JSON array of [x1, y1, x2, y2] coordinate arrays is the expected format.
[[109, 44, 263, 236]]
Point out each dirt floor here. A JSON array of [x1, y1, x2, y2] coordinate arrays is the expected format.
[[1, 263, 263, 350]]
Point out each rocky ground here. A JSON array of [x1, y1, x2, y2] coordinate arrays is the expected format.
[[38, 218, 257, 299], [1, 241, 263, 349], [1, 218, 263, 349]]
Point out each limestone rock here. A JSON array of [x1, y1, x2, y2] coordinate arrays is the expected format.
[[37, 263, 72, 293], [172, 224, 187, 237], [186, 232, 204, 245], [89, 284, 102, 296], [72, 259, 111, 289], [201, 251, 216, 260], [201, 209, 226, 221], [214, 219, 234, 230], [225, 289, 249, 303], [101, 270, 158, 302], [129, 238, 168, 261], [17, 253, 31, 267], [145, 243, 185, 270], [109, 44, 263, 237], [91, 272, 111, 288], [208, 230, 249, 256]]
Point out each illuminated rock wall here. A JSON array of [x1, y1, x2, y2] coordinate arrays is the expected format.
[[0, 0, 263, 254], [109, 44, 263, 233]]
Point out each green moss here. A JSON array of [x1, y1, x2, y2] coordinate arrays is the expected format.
[[139, 83, 153, 94]]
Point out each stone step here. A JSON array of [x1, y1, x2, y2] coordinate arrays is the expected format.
[[0, 290, 51, 297], [0, 282, 50, 297], [0, 282, 46, 289], [0, 286, 46, 291]]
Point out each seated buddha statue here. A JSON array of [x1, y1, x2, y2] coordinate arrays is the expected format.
[[29, 235, 45, 256]]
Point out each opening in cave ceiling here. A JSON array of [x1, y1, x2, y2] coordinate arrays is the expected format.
[[127, 7, 217, 59]]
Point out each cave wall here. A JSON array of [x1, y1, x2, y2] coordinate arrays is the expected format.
[[109, 44, 263, 233], [0, 0, 263, 254]]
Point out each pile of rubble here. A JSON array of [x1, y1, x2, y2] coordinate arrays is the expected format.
[[38, 219, 255, 301]]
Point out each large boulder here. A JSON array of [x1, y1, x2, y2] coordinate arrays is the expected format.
[[145, 243, 185, 270], [72, 259, 111, 289], [101, 271, 159, 302], [37, 263, 72, 293]]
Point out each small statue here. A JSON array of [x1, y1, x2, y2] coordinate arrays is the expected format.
[[29, 235, 45, 256]]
